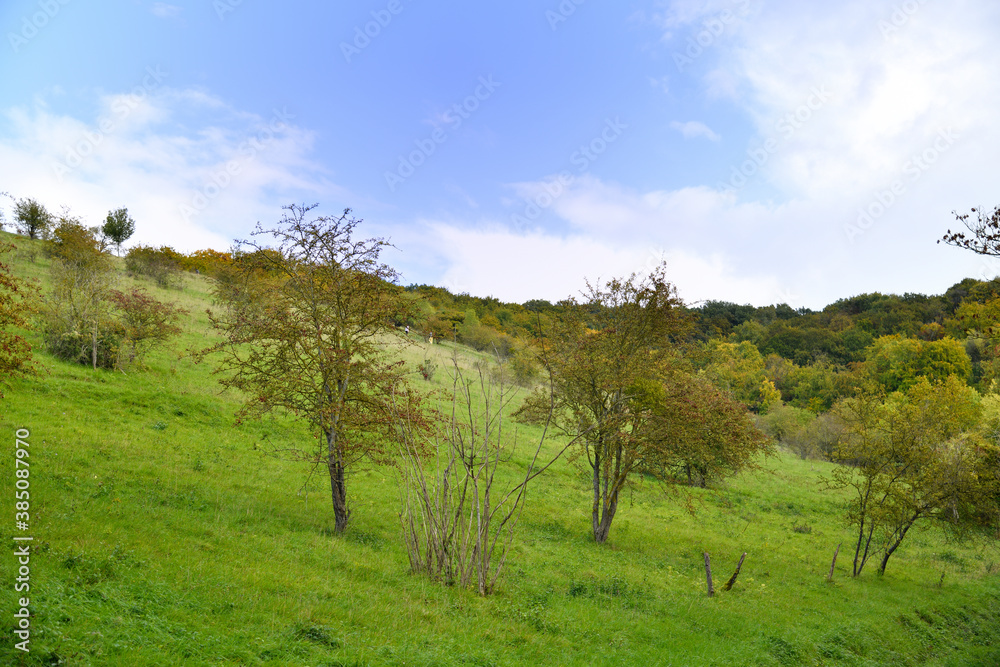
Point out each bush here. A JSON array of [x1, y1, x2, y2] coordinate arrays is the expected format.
[[44, 218, 101, 263], [787, 412, 844, 460], [509, 344, 541, 387], [42, 277, 184, 370], [109, 287, 185, 369], [179, 248, 232, 276], [125, 245, 183, 288], [41, 249, 118, 369], [757, 404, 843, 460], [42, 317, 123, 369], [418, 357, 437, 382]]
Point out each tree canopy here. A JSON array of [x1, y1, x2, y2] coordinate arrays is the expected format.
[[830, 376, 995, 576], [202, 204, 418, 532], [102, 207, 136, 255], [13, 198, 51, 240], [517, 264, 767, 542]]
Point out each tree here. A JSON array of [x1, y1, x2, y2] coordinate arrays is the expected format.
[[201, 204, 413, 532], [646, 372, 771, 487], [13, 198, 51, 240], [103, 208, 136, 256], [40, 219, 118, 369], [940, 206, 1000, 256], [515, 263, 692, 543], [0, 243, 40, 397], [46, 214, 102, 263], [863, 335, 971, 392], [701, 340, 781, 414], [830, 377, 989, 576]]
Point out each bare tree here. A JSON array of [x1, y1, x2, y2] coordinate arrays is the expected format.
[[395, 351, 576, 595], [940, 206, 1000, 256]]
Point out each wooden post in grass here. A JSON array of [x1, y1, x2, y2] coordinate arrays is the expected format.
[[828, 543, 841, 583], [704, 552, 714, 597], [723, 552, 747, 591]]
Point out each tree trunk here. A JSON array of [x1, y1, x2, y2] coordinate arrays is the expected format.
[[593, 497, 618, 543], [327, 430, 349, 533], [591, 449, 602, 540], [704, 553, 714, 597], [878, 519, 914, 576], [853, 519, 874, 577], [851, 519, 864, 577]]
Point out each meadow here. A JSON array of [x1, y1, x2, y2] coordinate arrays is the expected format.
[[1, 233, 999, 666]]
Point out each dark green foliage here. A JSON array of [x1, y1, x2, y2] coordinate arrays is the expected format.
[[102, 207, 136, 255], [13, 197, 51, 239]]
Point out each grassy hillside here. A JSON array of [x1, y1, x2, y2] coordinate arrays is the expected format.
[[1, 233, 999, 666]]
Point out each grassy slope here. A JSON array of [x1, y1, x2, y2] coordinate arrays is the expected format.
[[1, 232, 998, 666]]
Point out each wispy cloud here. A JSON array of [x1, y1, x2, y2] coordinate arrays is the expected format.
[[150, 3, 182, 19], [670, 120, 721, 141]]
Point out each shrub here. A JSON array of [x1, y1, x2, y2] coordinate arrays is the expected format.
[[125, 245, 183, 288], [108, 287, 185, 369], [509, 343, 541, 387], [42, 274, 184, 371], [785, 411, 844, 460], [180, 248, 232, 276], [418, 357, 437, 382], [757, 403, 814, 444], [44, 218, 101, 263], [41, 249, 118, 369]]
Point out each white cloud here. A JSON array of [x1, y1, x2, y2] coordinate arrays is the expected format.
[[670, 120, 721, 141], [422, 221, 784, 307], [0, 88, 339, 252], [150, 3, 181, 19], [708, 0, 1000, 202]]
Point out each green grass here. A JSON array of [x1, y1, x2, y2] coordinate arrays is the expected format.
[[1, 232, 999, 665]]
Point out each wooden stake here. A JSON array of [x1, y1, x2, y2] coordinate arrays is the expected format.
[[704, 552, 714, 597], [828, 542, 841, 583], [723, 552, 747, 591]]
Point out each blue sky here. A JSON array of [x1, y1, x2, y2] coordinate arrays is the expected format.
[[2, 0, 999, 309]]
